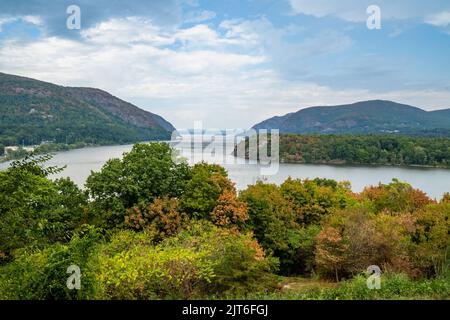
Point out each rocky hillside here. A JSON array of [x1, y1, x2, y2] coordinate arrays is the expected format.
[[0, 72, 175, 146], [253, 100, 450, 135]]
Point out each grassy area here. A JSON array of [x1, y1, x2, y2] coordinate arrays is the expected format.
[[242, 273, 450, 300]]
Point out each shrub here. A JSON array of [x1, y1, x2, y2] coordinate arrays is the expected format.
[[322, 272, 450, 300], [166, 222, 279, 295], [93, 222, 278, 299], [0, 226, 104, 300], [315, 226, 350, 281], [442, 193, 450, 204], [315, 207, 416, 280]]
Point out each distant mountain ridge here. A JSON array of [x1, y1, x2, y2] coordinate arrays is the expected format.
[[253, 100, 450, 135], [0, 72, 175, 146]]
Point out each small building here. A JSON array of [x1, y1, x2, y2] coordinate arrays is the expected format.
[[4, 146, 19, 154], [23, 147, 35, 153]]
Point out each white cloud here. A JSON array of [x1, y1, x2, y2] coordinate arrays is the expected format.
[[288, 0, 450, 22], [81, 17, 175, 46], [184, 10, 216, 23], [425, 11, 450, 27], [0, 15, 41, 31], [1, 15, 448, 129]]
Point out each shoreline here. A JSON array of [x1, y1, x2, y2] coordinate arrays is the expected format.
[[0, 140, 171, 165], [3, 141, 450, 171], [279, 159, 450, 170], [233, 155, 450, 170]]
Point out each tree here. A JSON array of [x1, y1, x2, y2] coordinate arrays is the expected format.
[[361, 179, 433, 214], [125, 197, 187, 242], [442, 193, 450, 204], [86, 143, 191, 228], [316, 207, 417, 280], [0, 155, 86, 260], [315, 227, 349, 282], [210, 189, 248, 230], [280, 177, 355, 226], [180, 162, 234, 219], [412, 203, 450, 277], [239, 182, 301, 272]]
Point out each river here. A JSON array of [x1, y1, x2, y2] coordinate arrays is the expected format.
[[1, 140, 449, 199]]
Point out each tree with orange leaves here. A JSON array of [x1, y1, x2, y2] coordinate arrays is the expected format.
[[211, 189, 248, 230]]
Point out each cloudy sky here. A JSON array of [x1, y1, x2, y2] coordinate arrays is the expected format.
[[1, 0, 450, 128]]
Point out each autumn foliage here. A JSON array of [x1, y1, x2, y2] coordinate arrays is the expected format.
[[1, 143, 449, 300], [125, 197, 187, 242], [210, 189, 248, 230]]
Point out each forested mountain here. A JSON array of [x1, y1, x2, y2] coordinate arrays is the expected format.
[[0, 72, 175, 146], [253, 100, 450, 135]]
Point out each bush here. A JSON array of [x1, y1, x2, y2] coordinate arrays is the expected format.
[[315, 207, 416, 280], [92, 222, 278, 299], [246, 273, 450, 300], [0, 226, 104, 300], [166, 222, 279, 295], [321, 273, 450, 300]]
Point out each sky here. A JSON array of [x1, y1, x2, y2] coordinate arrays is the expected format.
[[0, 0, 450, 129]]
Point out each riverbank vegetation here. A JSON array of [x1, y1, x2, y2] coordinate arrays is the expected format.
[[0, 142, 88, 163], [0, 143, 449, 300], [236, 134, 450, 167]]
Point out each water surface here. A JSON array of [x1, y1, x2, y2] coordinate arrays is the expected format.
[[1, 141, 449, 199]]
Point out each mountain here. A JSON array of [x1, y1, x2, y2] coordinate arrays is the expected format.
[[252, 100, 450, 135], [0, 72, 175, 146]]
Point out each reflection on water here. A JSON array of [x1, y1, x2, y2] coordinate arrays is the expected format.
[[1, 139, 449, 199]]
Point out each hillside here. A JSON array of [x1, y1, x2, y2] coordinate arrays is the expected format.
[[253, 100, 450, 135], [0, 72, 175, 146]]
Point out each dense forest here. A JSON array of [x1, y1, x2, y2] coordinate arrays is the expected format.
[[0, 72, 174, 146], [0, 143, 448, 300], [236, 134, 450, 167]]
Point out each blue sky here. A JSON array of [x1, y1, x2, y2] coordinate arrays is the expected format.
[[1, 0, 450, 128]]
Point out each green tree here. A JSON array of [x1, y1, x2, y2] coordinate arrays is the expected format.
[[86, 143, 191, 228], [0, 155, 86, 260], [179, 162, 234, 219], [239, 182, 300, 273]]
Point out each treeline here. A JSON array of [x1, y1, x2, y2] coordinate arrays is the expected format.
[[0, 143, 449, 300], [237, 134, 450, 167], [280, 134, 450, 166]]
